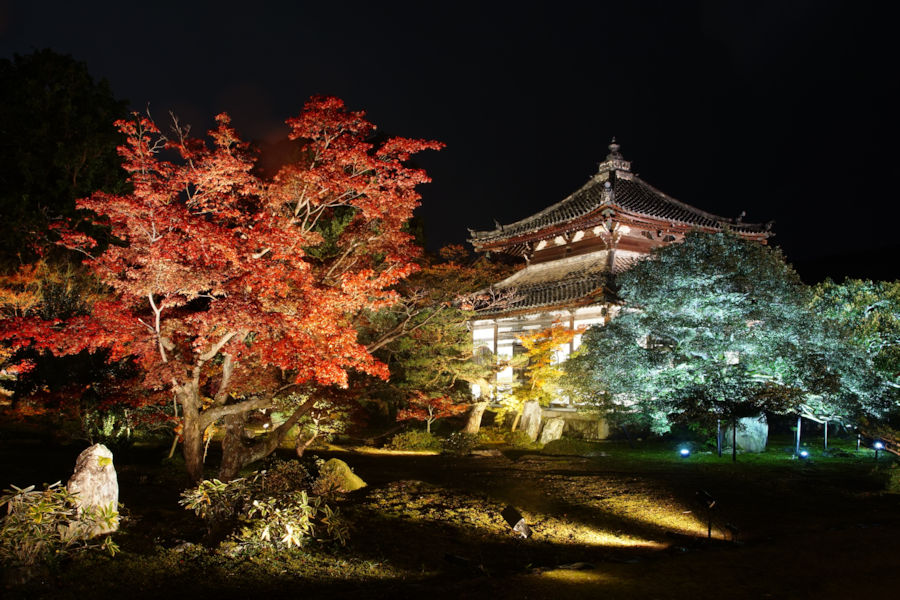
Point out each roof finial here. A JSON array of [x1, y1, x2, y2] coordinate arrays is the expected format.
[[606, 137, 623, 161]]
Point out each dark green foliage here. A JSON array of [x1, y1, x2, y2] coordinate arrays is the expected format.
[[886, 465, 900, 494], [0, 50, 127, 264], [386, 429, 442, 451], [442, 431, 480, 455], [358, 246, 518, 418], [503, 429, 538, 448], [542, 437, 602, 456], [0, 482, 119, 578], [179, 460, 348, 551]]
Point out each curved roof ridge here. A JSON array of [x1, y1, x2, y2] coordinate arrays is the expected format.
[[469, 172, 605, 240], [628, 174, 764, 229]]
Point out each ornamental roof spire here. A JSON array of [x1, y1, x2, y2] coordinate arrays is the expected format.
[[599, 137, 631, 174], [606, 137, 623, 161]]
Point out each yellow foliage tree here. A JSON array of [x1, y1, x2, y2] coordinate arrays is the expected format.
[[507, 324, 585, 430]]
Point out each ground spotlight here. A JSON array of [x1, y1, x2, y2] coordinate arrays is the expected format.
[[798, 450, 809, 459], [679, 448, 691, 458]]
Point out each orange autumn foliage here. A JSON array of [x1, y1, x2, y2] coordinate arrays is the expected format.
[[5, 96, 441, 481]]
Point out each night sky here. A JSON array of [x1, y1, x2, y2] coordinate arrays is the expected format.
[[2, 1, 897, 280]]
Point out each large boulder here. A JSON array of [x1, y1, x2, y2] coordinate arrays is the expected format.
[[539, 417, 565, 444], [67, 444, 119, 536], [519, 401, 543, 441], [316, 458, 367, 492], [723, 415, 769, 453], [562, 416, 610, 440]]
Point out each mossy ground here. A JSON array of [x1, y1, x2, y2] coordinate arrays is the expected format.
[[1, 429, 898, 599]]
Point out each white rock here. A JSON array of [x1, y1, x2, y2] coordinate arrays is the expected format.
[[539, 417, 565, 444], [723, 415, 769, 453], [520, 401, 543, 441], [67, 443, 119, 536]]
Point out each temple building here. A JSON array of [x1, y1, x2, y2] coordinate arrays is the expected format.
[[468, 141, 771, 407]]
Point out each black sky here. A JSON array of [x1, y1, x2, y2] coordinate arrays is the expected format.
[[1, 1, 897, 279]]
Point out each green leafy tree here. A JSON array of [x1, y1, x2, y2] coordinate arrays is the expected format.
[[357, 246, 517, 432], [501, 324, 583, 431], [566, 232, 819, 452], [0, 50, 127, 264], [812, 279, 900, 453]]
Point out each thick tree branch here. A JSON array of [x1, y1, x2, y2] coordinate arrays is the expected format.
[[240, 396, 317, 465], [200, 395, 272, 430]]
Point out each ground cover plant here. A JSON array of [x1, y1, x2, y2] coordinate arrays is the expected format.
[[2, 428, 898, 599]]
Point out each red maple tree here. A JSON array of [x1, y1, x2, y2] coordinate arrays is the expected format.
[[397, 392, 468, 434], [9, 96, 441, 481]]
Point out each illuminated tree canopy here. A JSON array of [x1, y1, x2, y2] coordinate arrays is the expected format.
[[811, 279, 900, 449], [5, 97, 442, 482], [565, 232, 828, 433]]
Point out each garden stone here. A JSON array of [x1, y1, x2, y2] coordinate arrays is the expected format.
[[539, 417, 565, 444], [520, 401, 542, 441], [563, 417, 610, 440], [723, 415, 769, 453], [318, 458, 366, 492], [66, 443, 119, 536]]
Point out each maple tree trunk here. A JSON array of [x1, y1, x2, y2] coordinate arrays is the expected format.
[[463, 402, 488, 434], [218, 397, 316, 481], [180, 390, 206, 484]]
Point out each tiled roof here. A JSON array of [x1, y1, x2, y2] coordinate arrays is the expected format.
[[487, 274, 610, 315], [469, 145, 770, 247], [478, 249, 639, 315]]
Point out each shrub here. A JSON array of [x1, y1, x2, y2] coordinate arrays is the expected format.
[[504, 430, 537, 448], [80, 405, 135, 448], [180, 460, 349, 552], [442, 432, 480, 456], [235, 491, 348, 551], [179, 476, 256, 533], [260, 459, 312, 496], [386, 429, 442, 451], [0, 482, 119, 577], [542, 437, 600, 456], [886, 464, 900, 494], [477, 427, 507, 444]]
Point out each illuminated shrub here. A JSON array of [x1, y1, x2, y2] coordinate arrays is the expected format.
[[386, 429, 442, 451], [442, 432, 480, 456], [476, 427, 507, 444], [180, 460, 348, 552], [504, 430, 537, 448], [0, 482, 118, 578]]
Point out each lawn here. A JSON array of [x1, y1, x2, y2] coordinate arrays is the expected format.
[[1, 429, 898, 599]]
